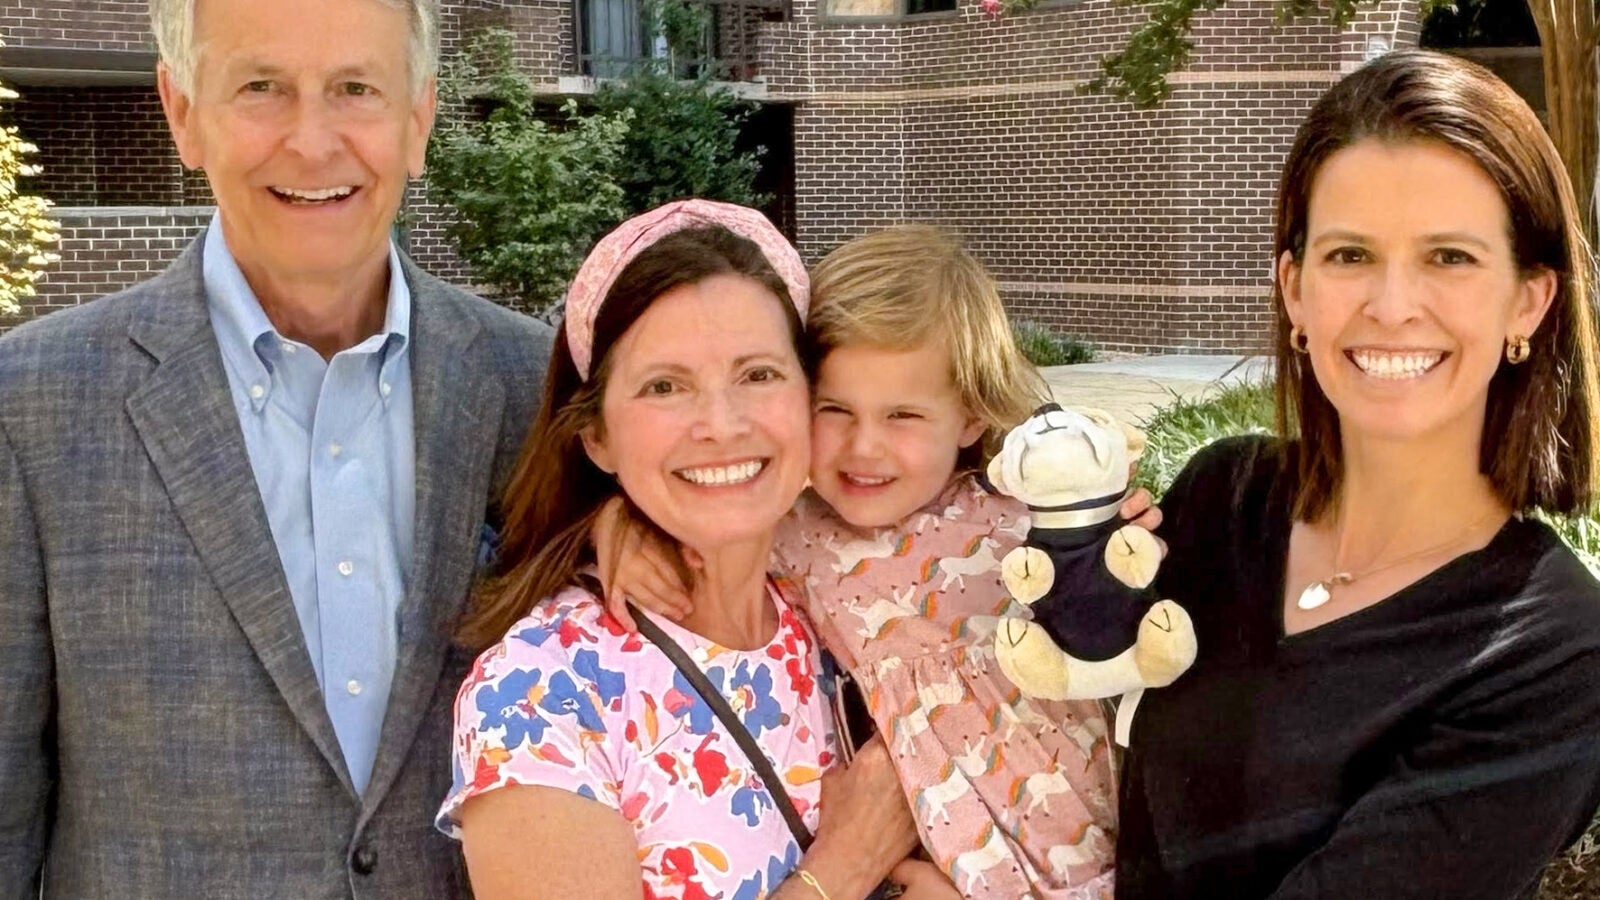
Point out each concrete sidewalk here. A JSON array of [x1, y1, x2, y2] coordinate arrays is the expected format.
[[1041, 355, 1273, 427]]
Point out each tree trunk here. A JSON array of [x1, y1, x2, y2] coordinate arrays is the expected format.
[[1528, 0, 1598, 240]]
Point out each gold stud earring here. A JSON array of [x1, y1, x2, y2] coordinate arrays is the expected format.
[[1290, 325, 1310, 355], [1505, 334, 1531, 365]]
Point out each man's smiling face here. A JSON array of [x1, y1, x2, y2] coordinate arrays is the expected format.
[[159, 0, 436, 289]]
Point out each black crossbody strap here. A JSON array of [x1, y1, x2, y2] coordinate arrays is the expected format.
[[629, 605, 814, 851]]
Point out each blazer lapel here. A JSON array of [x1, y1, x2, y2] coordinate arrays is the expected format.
[[362, 261, 505, 813], [124, 242, 355, 797]]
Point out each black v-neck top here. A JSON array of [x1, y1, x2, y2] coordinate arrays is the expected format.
[[1116, 436, 1600, 899]]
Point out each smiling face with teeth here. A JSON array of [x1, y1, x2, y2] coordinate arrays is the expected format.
[[809, 340, 986, 528], [157, 0, 435, 303], [580, 273, 811, 559], [1280, 138, 1557, 448]]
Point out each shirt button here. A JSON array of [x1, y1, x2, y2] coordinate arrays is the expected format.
[[380, 382, 392, 398], [328, 443, 342, 458], [337, 560, 354, 577], [346, 679, 363, 696], [248, 384, 265, 400], [281, 341, 297, 354]]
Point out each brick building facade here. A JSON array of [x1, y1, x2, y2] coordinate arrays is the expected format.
[[0, 0, 1443, 351], [755, 0, 1426, 351]]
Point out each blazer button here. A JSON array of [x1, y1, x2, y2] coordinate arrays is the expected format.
[[353, 845, 379, 875]]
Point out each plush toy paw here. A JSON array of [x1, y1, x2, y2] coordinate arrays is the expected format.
[[1104, 525, 1161, 589], [994, 618, 1074, 700], [997, 616, 1168, 701], [1000, 546, 1055, 605], [1132, 600, 1197, 688]]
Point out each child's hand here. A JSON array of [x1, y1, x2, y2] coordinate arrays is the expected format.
[[1119, 488, 1167, 557], [594, 496, 695, 631], [888, 858, 962, 899]]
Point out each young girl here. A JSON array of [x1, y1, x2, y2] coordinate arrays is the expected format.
[[603, 226, 1136, 899]]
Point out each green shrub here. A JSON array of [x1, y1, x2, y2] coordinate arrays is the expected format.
[[643, 0, 714, 77], [1134, 379, 1274, 495], [427, 31, 629, 315], [592, 66, 767, 214], [425, 29, 768, 316], [427, 101, 629, 317], [1013, 320, 1096, 367]]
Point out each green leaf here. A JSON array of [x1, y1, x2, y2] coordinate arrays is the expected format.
[[425, 29, 769, 316]]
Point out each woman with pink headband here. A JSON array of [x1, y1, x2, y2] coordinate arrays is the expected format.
[[435, 201, 950, 899]]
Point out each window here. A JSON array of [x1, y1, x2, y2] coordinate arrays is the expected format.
[[825, 0, 956, 18], [580, 0, 649, 78]]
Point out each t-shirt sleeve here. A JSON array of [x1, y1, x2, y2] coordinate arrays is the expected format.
[[1267, 599, 1600, 899], [436, 606, 628, 838]]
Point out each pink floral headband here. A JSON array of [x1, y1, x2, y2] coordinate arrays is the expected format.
[[563, 199, 810, 380]]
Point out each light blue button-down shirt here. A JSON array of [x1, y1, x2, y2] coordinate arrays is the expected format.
[[204, 218, 415, 795]]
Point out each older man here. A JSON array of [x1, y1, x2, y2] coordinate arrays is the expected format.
[[0, 0, 551, 896]]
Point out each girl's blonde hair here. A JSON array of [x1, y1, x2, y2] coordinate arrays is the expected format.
[[807, 225, 1048, 467]]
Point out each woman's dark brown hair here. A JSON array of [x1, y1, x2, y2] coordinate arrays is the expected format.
[[456, 226, 803, 651], [1273, 48, 1600, 521]]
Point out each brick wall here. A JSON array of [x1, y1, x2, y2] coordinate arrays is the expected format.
[[6, 85, 194, 207], [754, 0, 1425, 353], [0, 207, 211, 333], [0, 0, 1439, 354], [0, 0, 153, 50], [7, 87, 97, 207]]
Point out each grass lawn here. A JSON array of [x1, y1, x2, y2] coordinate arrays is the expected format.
[[1138, 381, 1600, 897]]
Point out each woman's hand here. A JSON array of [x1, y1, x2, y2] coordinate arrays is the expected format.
[[1119, 487, 1167, 556], [888, 859, 962, 899], [593, 496, 695, 630], [1119, 486, 1161, 531], [790, 736, 921, 899]]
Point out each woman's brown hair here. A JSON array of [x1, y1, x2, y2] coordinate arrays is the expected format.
[[456, 226, 802, 651], [1273, 49, 1600, 521]]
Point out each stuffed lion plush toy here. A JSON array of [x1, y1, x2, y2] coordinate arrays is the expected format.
[[987, 403, 1197, 745]]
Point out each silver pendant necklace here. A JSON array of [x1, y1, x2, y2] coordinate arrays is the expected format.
[[1296, 573, 1353, 611], [1296, 508, 1503, 611]]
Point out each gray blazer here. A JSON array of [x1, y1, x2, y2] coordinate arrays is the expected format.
[[0, 239, 552, 899]]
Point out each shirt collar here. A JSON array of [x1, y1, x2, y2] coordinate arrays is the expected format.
[[203, 214, 412, 411]]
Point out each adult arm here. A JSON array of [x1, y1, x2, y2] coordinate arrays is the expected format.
[[459, 736, 921, 900], [0, 417, 52, 898], [460, 786, 645, 900], [1268, 647, 1600, 899]]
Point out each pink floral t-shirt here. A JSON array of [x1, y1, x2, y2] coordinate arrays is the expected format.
[[438, 577, 837, 900]]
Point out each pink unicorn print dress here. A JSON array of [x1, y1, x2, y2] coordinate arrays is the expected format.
[[774, 475, 1118, 899]]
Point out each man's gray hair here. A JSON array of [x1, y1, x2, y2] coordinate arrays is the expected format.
[[148, 0, 440, 98]]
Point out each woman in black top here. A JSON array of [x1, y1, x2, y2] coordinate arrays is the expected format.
[[1117, 50, 1600, 898]]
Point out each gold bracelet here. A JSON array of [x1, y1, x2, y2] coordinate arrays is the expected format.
[[795, 867, 832, 900]]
